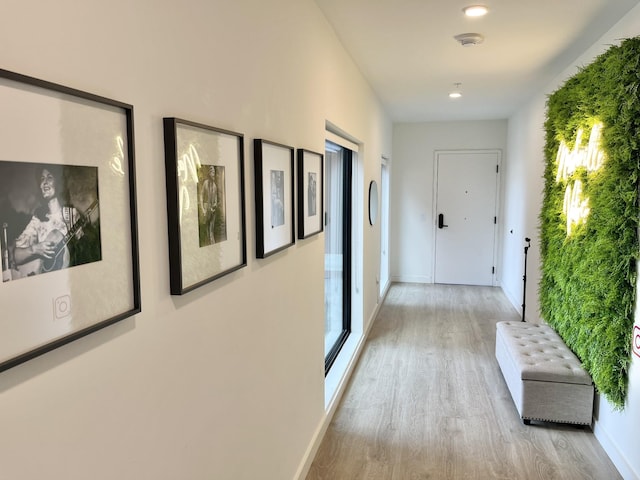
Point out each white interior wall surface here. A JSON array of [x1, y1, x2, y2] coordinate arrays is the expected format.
[[0, 1, 391, 479], [391, 120, 508, 284]]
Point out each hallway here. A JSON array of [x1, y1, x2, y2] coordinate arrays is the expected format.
[[307, 283, 621, 479]]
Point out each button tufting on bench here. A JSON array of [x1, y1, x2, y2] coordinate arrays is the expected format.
[[495, 321, 594, 426], [495, 321, 592, 385]]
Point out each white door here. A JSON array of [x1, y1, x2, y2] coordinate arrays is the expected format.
[[434, 150, 500, 286]]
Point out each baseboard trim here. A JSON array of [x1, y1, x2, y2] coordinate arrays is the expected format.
[[391, 274, 431, 284], [593, 417, 639, 480]]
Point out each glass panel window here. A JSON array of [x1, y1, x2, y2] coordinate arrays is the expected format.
[[324, 140, 351, 373]]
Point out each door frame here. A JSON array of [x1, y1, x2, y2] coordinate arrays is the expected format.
[[379, 155, 390, 298], [431, 149, 502, 286]]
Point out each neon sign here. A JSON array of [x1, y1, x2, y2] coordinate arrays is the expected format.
[[111, 136, 126, 176], [177, 144, 201, 224], [555, 123, 605, 236]]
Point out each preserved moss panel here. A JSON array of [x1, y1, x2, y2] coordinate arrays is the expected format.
[[540, 37, 640, 409]]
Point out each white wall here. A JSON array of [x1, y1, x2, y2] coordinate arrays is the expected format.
[[502, 6, 640, 478], [391, 121, 508, 284], [0, 1, 391, 479], [500, 98, 546, 320]]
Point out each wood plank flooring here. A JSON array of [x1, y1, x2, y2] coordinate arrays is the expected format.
[[306, 283, 621, 480]]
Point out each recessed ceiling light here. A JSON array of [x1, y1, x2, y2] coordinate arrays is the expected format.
[[463, 5, 489, 17], [449, 83, 463, 99]]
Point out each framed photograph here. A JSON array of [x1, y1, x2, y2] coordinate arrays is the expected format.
[[164, 118, 246, 294], [0, 68, 140, 372], [254, 139, 295, 258], [297, 149, 324, 239]]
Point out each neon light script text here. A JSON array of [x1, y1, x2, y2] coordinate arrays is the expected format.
[[555, 123, 605, 236], [178, 144, 201, 224], [111, 136, 126, 176]]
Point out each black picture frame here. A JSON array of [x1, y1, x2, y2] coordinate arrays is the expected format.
[[297, 149, 324, 239], [163, 118, 247, 295], [0, 68, 140, 372], [254, 139, 295, 258]]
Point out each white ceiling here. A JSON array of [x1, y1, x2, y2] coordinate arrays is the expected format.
[[314, 0, 639, 122]]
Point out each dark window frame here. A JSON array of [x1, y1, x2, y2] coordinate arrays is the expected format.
[[324, 143, 352, 374]]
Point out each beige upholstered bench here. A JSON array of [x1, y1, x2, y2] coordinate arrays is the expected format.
[[495, 321, 594, 426]]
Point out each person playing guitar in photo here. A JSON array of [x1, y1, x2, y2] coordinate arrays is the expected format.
[[12, 166, 97, 277], [199, 165, 218, 246]]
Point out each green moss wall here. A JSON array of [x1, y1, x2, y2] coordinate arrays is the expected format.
[[540, 37, 640, 409]]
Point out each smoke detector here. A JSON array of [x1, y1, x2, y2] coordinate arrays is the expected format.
[[454, 33, 484, 46]]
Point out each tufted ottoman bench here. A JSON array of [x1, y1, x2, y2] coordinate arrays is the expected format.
[[495, 321, 594, 426]]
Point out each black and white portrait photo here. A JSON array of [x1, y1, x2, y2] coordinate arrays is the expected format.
[[197, 164, 227, 247], [0, 161, 101, 282], [308, 171, 317, 217], [270, 169, 285, 228]]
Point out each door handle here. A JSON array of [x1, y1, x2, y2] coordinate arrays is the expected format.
[[438, 213, 448, 229]]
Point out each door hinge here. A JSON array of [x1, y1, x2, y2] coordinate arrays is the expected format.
[[494, 216, 497, 224], [492, 266, 495, 274]]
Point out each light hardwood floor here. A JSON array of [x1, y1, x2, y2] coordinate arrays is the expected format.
[[306, 283, 621, 480]]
